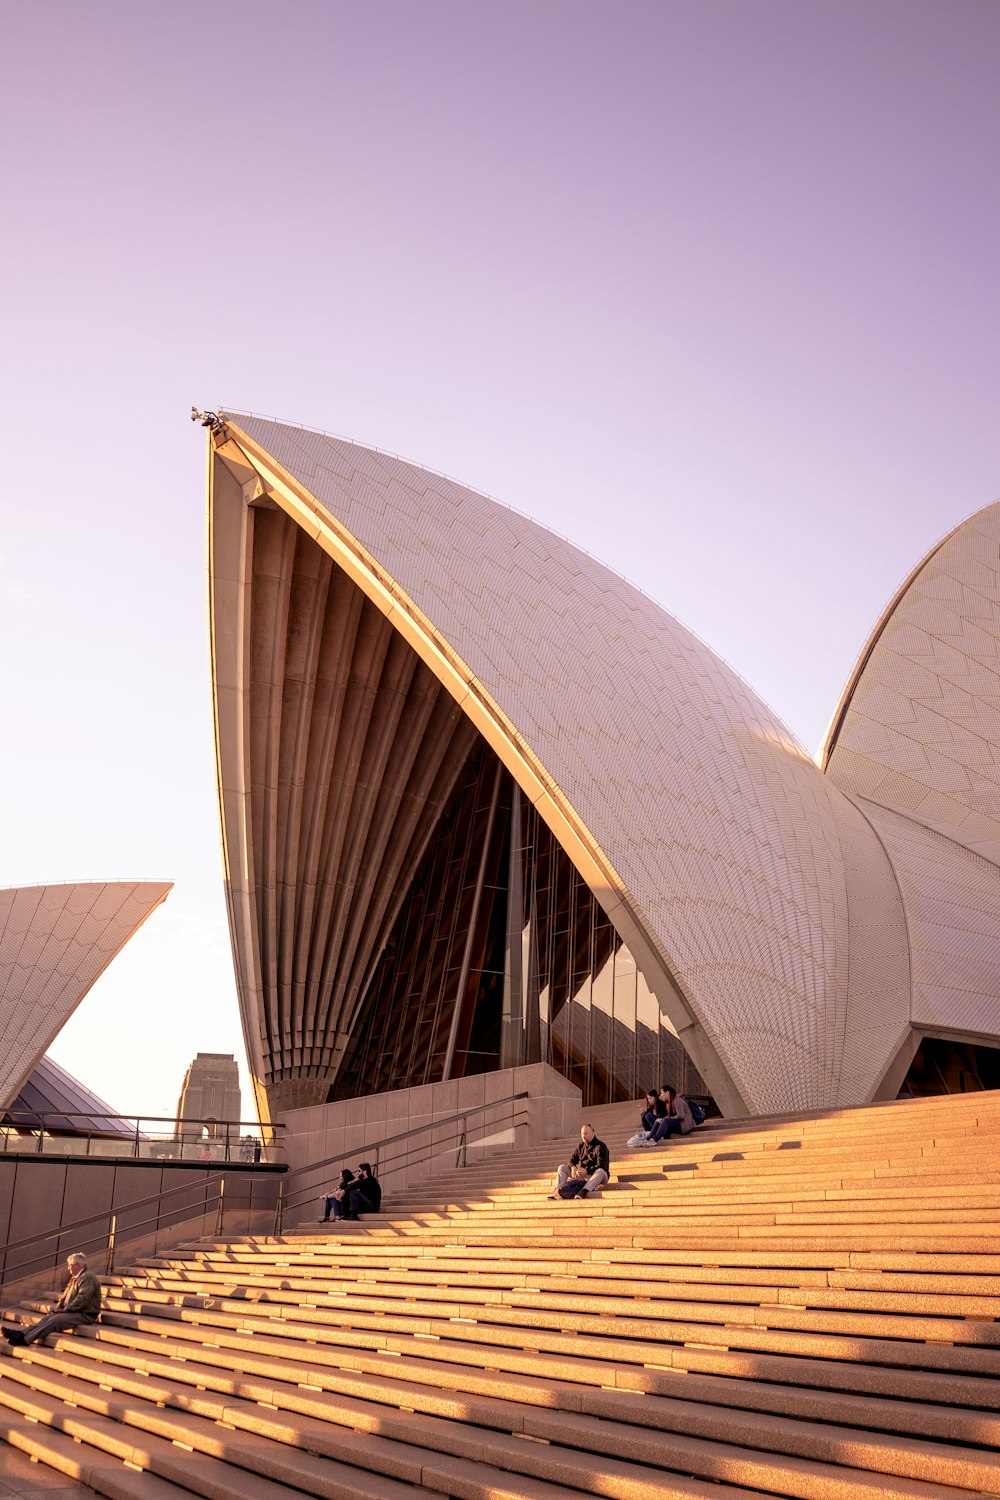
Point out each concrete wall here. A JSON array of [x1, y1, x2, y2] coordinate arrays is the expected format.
[[279, 1063, 581, 1223], [0, 1156, 283, 1300]]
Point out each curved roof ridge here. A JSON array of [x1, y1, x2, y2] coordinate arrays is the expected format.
[[220, 408, 810, 757], [0, 877, 173, 893], [820, 499, 1000, 771]]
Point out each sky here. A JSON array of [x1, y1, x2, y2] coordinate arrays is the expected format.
[[1, 0, 997, 1121]]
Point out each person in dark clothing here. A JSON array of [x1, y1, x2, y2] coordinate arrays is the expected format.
[[640, 1089, 666, 1133], [649, 1085, 696, 1142], [551, 1124, 610, 1199], [322, 1168, 355, 1221], [3, 1254, 101, 1347], [342, 1162, 382, 1220]]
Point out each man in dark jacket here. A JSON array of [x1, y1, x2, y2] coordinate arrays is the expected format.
[[342, 1162, 382, 1220], [552, 1124, 610, 1199], [3, 1253, 101, 1347]]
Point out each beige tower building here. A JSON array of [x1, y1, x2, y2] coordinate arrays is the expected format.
[[203, 411, 1000, 1122], [175, 1052, 241, 1139]]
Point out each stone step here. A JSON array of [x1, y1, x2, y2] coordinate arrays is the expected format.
[[133, 1242, 1000, 1275], [92, 1279, 1000, 1353], [0, 1354, 671, 1500], [362, 1204, 1000, 1228], [0, 1413, 188, 1500], [2, 1324, 997, 1500], [34, 1292, 995, 1383], [387, 1182, 1000, 1210], [81, 1303, 1000, 1415], [110, 1266, 1000, 1318], [36, 1313, 1000, 1453], [5, 1090, 998, 1500], [0, 1341, 788, 1500]]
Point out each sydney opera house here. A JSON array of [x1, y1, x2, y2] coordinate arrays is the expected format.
[[206, 411, 1000, 1124]]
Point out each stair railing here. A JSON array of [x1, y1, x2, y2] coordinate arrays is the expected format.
[[0, 1165, 277, 1300], [276, 1091, 531, 1232]]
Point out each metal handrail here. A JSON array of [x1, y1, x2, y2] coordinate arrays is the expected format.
[[277, 1091, 531, 1228], [0, 1166, 228, 1264], [0, 1160, 274, 1299], [0, 1112, 283, 1163]]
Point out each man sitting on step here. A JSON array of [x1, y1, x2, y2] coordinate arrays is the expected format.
[[3, 1253, 101, 1348], [550, 1124, 610, 1200], [340, 1161, 382, 1220]]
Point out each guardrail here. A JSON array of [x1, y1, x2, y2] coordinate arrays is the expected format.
[[276, 1091, 531, 1230], [0, 1094, 532, 1300], [0, 1165, 283, 1303], [0, 1114, 283, 1165]]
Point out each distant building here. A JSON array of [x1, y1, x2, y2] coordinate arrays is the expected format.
[[175, 1052, 241, 1140]]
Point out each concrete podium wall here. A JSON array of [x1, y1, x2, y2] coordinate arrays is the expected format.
[[279, 1063, 582, 1220], [0, 1156, 283, 1298]]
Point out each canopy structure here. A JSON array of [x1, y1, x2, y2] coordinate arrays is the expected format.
[[206, 411, 1000, 1120], [0, 881, 172, 1109], [3, 1053, 141, 1137]]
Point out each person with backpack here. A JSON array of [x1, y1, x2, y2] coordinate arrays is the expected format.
[[648, 1085, 695, 1142]]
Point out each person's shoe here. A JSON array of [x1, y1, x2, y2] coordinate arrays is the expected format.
[[3, 1328, 25, 1346], [547, 1194, 558, 1200]]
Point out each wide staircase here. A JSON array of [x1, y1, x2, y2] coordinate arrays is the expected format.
[[1, 1091, 999, 1500]]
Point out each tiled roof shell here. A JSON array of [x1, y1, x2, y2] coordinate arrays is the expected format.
[[825, 501, 1000, 1055], [0, 881, 172, 1109], [220, 414, 910, 1115]]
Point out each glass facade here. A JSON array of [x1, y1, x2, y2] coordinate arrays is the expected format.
[[900, 1037, 1000, 1096], [333, 740, 706, 1106]]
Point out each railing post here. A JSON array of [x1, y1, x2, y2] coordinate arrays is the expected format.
[[273, 1180, 284, 1237], [216, 1177, 226, 1237], [105, 1213, 117, 1276]]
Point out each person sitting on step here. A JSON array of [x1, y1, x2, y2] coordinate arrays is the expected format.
[[641, 1088, 667, 1133], [648, 1085, 695, 1142], [322, 1167, 355, 1221], [551, 1123, 610, 1199], [341, 1161, 382, 1220], [3, 1253, 101, 1348]]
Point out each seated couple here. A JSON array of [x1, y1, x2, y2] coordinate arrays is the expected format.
[[322, 1161, 382, 1221], [549, 1123, 610, 1200], [637, 1084, 697, 1144]]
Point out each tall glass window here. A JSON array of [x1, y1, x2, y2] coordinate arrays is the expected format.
[[332, 745, 707, 1105]]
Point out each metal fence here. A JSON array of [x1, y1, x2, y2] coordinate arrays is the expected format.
[[0, 1114, 283, 1164]]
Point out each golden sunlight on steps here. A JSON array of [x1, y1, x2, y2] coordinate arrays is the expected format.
[[1, 1090, 999, 1500]]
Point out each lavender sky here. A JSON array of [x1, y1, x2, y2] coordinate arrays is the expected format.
[[2, 1, 997, 1120]]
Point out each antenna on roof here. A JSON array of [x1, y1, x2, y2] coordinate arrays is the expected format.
[[191, 407, 224, 433]]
